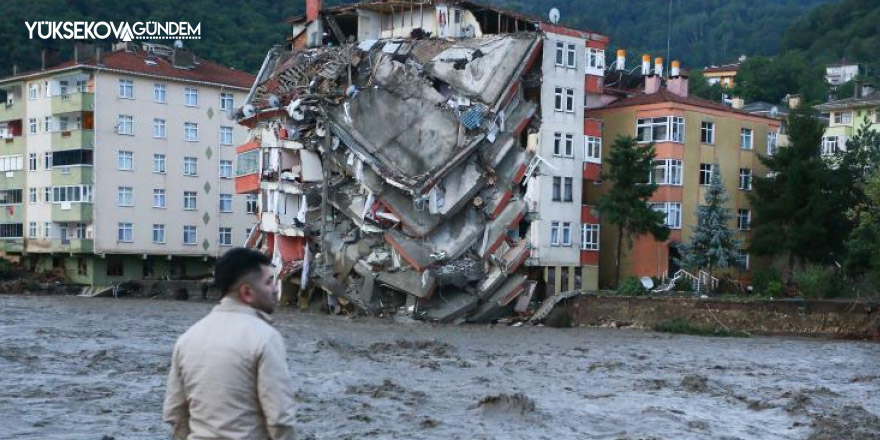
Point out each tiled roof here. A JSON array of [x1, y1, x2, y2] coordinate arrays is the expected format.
[[814, 92, 880, 112], [597, 89, 777, 121], [0, 49, 255, 89], [703, 63, 740, 74]]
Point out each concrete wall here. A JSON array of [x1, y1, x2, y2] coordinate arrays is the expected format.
[[551, 296, 880, 340]]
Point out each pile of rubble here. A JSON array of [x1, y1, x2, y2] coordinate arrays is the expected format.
[[237, 34, 546, 323]]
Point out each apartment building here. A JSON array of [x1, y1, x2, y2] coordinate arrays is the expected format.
[[815, 86, 880, 156], [702, 63, 740, 88], [276, 0, 608, 295], [592, 61, 780, 286], [0, 43, 255, 285]]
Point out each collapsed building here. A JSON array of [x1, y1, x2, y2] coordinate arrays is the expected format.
[[234, 0, 609, 322]]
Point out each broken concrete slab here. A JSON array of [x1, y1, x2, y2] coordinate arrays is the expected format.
[[425, 207, 485, 263], [479, 200, 527, 259], [384, 229, 435, 272], [515, 281, 537, 314], [420, 289, 480, 323], [376, 268, 436, 300], [469, 274, 527, 323]]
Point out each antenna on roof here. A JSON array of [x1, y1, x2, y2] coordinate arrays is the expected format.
[[548, 8, 560, 24]]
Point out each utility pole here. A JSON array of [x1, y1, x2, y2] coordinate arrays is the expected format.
[[666, 0, 672, 76]]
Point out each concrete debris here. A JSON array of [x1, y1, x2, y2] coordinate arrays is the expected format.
[[238, 33, 546, 323]]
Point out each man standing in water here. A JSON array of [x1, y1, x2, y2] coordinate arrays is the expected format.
[[163, 247, 296, 439]]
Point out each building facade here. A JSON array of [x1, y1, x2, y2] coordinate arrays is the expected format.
[[815, 90, 880, 156], [0, 43, 255, 285], [702, 63, 740, 88], [593, 72, 780, 287]]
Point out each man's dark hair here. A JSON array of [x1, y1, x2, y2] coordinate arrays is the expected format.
[[213, 247, 272, 296]]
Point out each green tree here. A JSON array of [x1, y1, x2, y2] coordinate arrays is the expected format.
[[598, 135, 670, 286], [732, 53, 828, 105], [679, 164, 738, 291], [748, 105, 853, 282], [841, 119, 880, 278], [688, 69, 725, 102]]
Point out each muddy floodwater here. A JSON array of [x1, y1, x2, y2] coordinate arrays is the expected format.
[[2, 295, 879, 440]]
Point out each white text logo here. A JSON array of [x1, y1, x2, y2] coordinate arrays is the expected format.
[[25, 21, 201, 41]]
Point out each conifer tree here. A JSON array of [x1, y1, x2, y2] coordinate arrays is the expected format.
[[679, 164, 739, 291]]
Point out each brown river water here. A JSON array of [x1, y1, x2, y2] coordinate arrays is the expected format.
[[1, 295, 878, 439]]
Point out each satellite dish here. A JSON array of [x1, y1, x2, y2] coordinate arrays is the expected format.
[[242, 104, 255, 118], [173, 39, 184, 49], [770, 106, 779, 118], [549, 8, 561, 24]]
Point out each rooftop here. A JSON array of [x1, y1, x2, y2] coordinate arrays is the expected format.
[[703, 63, 740, 74], [814, 92, 880, 112], [0, 47, 255, 89], [596, 89, 777, 122]]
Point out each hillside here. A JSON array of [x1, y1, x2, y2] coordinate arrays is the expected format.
[[0, 0, 838, 77]]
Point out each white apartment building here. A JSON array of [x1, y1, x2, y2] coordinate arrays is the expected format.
[[0, 43, 255, 285]]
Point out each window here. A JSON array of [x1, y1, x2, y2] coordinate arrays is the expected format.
[[833, 111, 852, 124], [154, 84, 166, 103], [183, 225, 197, 245], [566, 43, 577, 68], [636, 116, 684, 143], [153, 118, 166, 138], [649, 159, 683, 186], [27, 152, 36, 171], [153, 154, 166, 174], [220, 126, 233, 145], [152, 224, 165, 244], [43, 152, 52, 170], [117, 222, 133, 242], [739, 168, 752, 190], [563, 177, 573, 202], [565, 88, 574, 112], [550, 221, 560, 246], [581, 224, 600, 251], [740, 128, 753, 150], [118, 79, 133, 99], [737, 209, 751, 231], [29, 84, 37, 100], [767, 131, 778, 155], [561, 222, 572, 246], [651, 202, 682, 229], [736, 249, 750, 270], [219, 160, 233, 179], [153, 189, 166, 208], [0, 224, 24, 238], [246, 194, 258, 213], [117, 186, 133, 206], [183, 191, 197, 210], [219, 194, 233, 213], [0, 189, 23, 205], [699, 163, 713, 185], [552, 176, 561, 201], [821, 136, 840, 156], [553, 133, 574, 158], [44, 222, 51, 238], [219, 227, 232, 246], [220, 93, 234, 112], [29, 188, 37, 204], [44, 116, 51, 132], [554, 41, 564, 66], [586, 48, 605, 73], [117, 151, 133, 171], [117, 115, 133, 135], [236, 150, 259, 176], [43, 188, 51, 203], [28, 221, 37, 238], [184, 87, 198, 107], [585, 136, 602, 163], [701, 121, 715, 144], [28, 118, 37, 135], [50, 185, 93, 203], [184, 122, 198, 141], [0, 155, 23, 172], [184, 157, 198, 176], [554, 87, 575, 112]]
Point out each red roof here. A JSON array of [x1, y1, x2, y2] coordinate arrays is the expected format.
[[597, 89, 776, 122], [1, 49, 255, 89]]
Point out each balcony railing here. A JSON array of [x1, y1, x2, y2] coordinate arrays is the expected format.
[[51, 92, 94, 114]]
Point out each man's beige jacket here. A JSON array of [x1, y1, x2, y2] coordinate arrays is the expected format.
[[163, 297, 296, 440]]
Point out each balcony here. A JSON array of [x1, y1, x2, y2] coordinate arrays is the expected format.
[[51, 92, 94, 114], [52, 238, 94, 253], [0, 102, 24, 122], [0, 204, 24, 223], [51, 203, 93, 223], [1, 135, 25, 153], [52, 166, 93, 186], [52, 129, 94, 150], [0, 239, 24, 254]]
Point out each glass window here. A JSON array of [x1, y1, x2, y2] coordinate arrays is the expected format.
[[117, 151, 133, 171], [117, 115, 133, 135], [219, 227, 232, 246], [737, 209, 751, 230], [152, 224, 165, 244], [563, 177, 573, 202], [699, 163, 713, 185], [581, 224, 600, 250], [739, 168, 752, 190], [219, 160, 233, 178], [220, 93, 234, 112], [183, 191, 197, 210], [561, 222, 572, 246], [153, 119, 166, 138], [153, 154, 166, 173], [585, 136, 602, 163], [701, 121, 715, 144], [183, 225, 197, 245], [767, 131, 778, 155], [554, 87, 563, 111], [154, 84, 166, 103], [740, 128, 754, 150], [220, 126, 233, 145], [651, 202, 682, 229], [555, 41, 564, 66], [246, 194, 258, 213], [184, 157, 198, 176], [550, 221, 560, 246], [184, 87, 198, 107], [153, 189, 166, 208], [184, 122, 198, 141], [28, 118, 37, 135], [636, 116, 683, 142], [566, 43, 577, 68], [118, 79, 133, 99], [117, 222, 133, 242], [552, 176, 561, 201], [219, 194, 233, 212], [833, 111, 852, 124], [117, 186, 133, 206]]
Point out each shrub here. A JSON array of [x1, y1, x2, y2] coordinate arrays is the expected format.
[[617, 276, 646, 296], [653, 318, 749, 338], [765, 280, 783, 297], [792, 264, 837, 298], [674, 276, 693, 292], [751, 268, 781, 296]]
